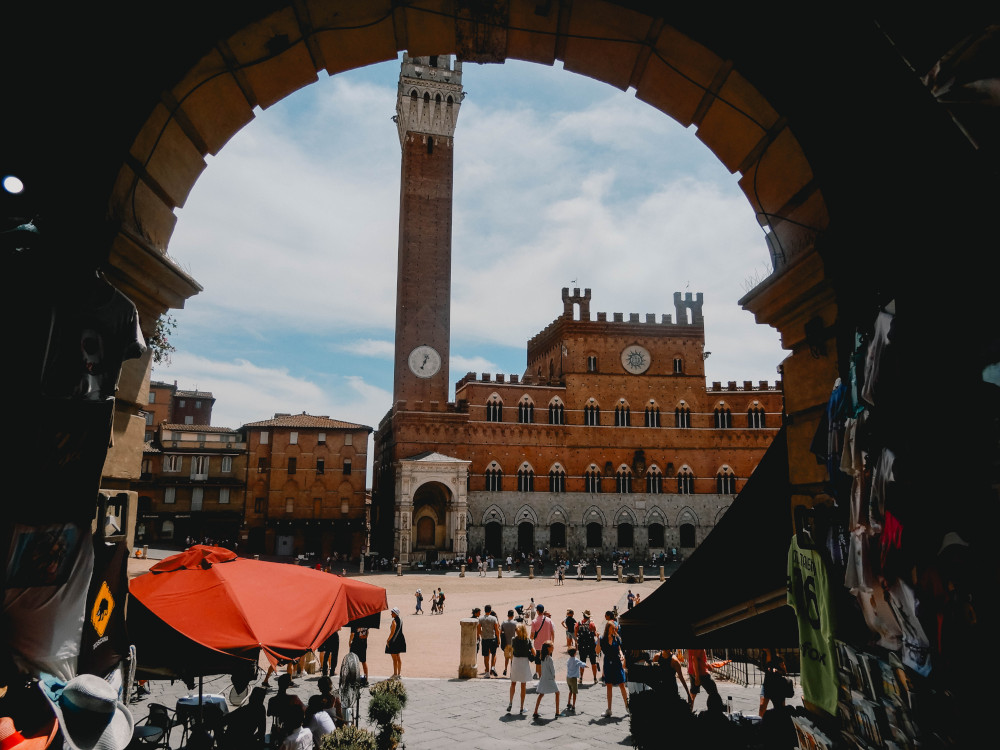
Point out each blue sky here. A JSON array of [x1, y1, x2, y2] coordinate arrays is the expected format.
[[155, 56, 784, 471]]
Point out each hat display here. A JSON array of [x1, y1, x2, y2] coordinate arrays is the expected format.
[[39, 674, 134, 750], [0, 716, 59, 750]]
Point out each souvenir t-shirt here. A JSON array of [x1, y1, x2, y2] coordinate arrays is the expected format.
[[787, 535, 838, 715]]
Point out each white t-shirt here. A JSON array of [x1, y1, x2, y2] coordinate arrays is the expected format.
[[280, 726, 313, 750], [566, 655, 587, 680], [307, 712, 335, 748]]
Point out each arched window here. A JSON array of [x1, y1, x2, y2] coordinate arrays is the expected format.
[[423, 91, 430, 102], [585, 468, 602, 493], [587, 355, 597, 372], [615, 404, 631, 427], [486, 396, 503, 422], [586, 522, 603, 548], [646, 466, 663, 494], [517, 468, 535, 492], [410, 90, 418, 100], [680, 523, 696, 548], [548, 467, 566, 493], [675, 404, 691, 428], [714, 405, 732, 428], [617, 523, 634, 548], [677, 468, 695, 494], [485, 466, 503, 491], [616, 467, 632, 493], [584, 403, 600, 426], [648, 523, 665, 548], [548, 400, 565, 425], [435, 93, 442, 102], [550, 523, 566, 548], [518, 399, 534, 424], [716, 467, 736, 494], [748, 404, 766, 428], [644, 405, 661, 427]]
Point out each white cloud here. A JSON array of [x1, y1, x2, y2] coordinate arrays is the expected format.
[[450, 354, 500, 376], [339, 339, 395, 358]]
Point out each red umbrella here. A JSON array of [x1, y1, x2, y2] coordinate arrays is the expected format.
[[128, 545, 387, 670]]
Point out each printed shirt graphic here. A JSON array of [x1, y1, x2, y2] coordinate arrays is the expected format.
[[787, 534, 838, 715]]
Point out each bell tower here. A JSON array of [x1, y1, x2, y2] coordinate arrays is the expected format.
[[392, 53, 463, 408]]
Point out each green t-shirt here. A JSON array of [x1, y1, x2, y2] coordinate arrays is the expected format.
[[787, 535, 838, 715]]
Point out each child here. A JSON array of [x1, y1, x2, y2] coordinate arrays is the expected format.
[[533, 642, 561, 719], [564, 647, 586, 713]]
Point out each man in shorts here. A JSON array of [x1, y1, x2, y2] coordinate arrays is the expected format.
[[348, 625, 369, 686], [530, 603, 554, 679], [500, 609, 518, 677], [562, 609, 577, 649], [478, 604, 501, 677], [574, 610, 600, 683], [686, 648, 720, 709]]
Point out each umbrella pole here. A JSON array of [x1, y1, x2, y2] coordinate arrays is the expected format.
[[198, 674, 204, 728]]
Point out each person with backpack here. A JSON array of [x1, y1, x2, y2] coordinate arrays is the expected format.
[[575, 610, 601, 683]]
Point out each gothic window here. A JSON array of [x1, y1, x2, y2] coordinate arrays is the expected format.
[[584, 403, 600, 426], [485, 467, 503, 491], [617, 523, 634, 548], [648, 523, 665, 548], [486, 397, 503, 422], [518, 399, 534, 424], [548, 467, 566, 493], [550, 523, 566, 548], [435, 93, 442, 102], [587, 355, 597, 372], [677, 468, 695, 494], [548, 400, 565, 425], [615, 404, 631, 427], [585, 468, 602, 493], [675, 405, 691, 428], [517, 468, 535, 492], [423, 92, 430, 102], [714, 405, 732, 428], [717, 467, 736, 494], [674, 357, 684, 374], [616, 467, 633, 493], [646, 467, 663, 494], [410, 90, 417, 100], [748, 404, 766, 428], [644, 406, 661, 427]]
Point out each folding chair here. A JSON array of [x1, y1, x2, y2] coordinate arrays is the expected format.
[[133, 703, 176, 749]]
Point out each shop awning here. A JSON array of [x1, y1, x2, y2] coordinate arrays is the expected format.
[[621, 426, 798, 649]]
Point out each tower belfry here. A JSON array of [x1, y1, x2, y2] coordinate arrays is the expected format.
[[392, 53, 463, 408]]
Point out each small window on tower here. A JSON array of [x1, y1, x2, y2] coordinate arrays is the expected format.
[[429, 55, 438, 67], [587, 356, 597, 372], [427, 137, 434, 154]]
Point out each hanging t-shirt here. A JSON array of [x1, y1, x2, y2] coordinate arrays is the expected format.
[[40, 277, 146, 401], [787, 534, 838, 715], [78, 538, 130, 677], [861, 309, 894, 407], [3, 524, 95, 680]]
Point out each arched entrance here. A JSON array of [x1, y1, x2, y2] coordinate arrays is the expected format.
[[412, 481, 449, 556], [9, 7, 998, 743], [484, 521, 502, 557], [517, 521, 534, 552]]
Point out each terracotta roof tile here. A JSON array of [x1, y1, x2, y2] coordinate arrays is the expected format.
[[241, 413, 372, 431]]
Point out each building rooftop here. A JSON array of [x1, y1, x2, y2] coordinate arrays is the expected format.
[[242, 412, 372, 431], [161, 423, 238, 433]]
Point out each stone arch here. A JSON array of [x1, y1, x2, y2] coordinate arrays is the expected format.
[[644, 507, 667, 527], [614, 506, 637, 527], [480, 503, 506, 526], [715, 504, 732, 523], [676, 506, 699, 527], [513, 504, 538, 527], [582, 505, 607, 527], [547, 504, 570, 526]]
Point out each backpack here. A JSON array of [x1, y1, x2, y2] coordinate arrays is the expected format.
[[576, 621, 596, 649]]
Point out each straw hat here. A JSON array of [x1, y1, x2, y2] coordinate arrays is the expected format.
[[583, 609, 591, 618], [39, 674, 134, 750]]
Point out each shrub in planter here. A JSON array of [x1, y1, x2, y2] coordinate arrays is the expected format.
[[369, 678, 408, 709], [318, 724, 377, 750], [367, 690, 402, 727]]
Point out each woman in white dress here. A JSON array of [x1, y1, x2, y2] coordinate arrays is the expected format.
[[532, 641, 561, 720], [507, 623, 535, 715]]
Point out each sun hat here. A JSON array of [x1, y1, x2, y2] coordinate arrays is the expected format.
[[391, 607, 400, 616], [583, 609, 591, 617], [39, 674, 134, 750], [0, 715, 59, 750]]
